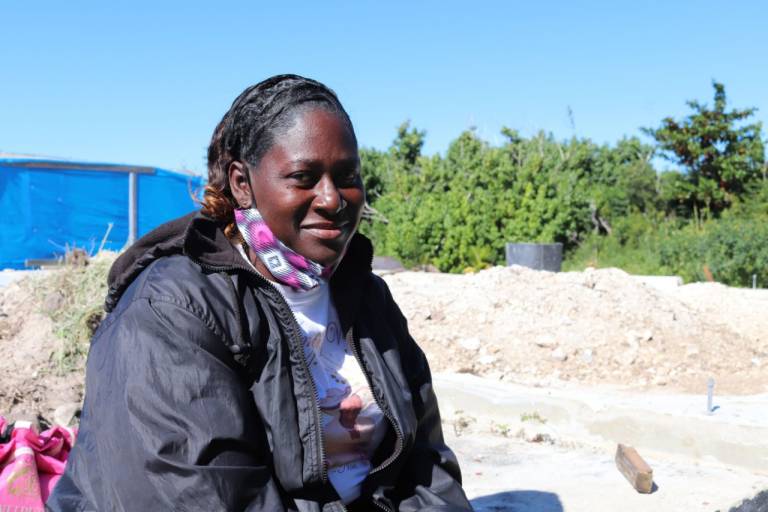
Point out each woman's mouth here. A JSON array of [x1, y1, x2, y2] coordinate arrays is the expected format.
[[301, 221, 349, 240]]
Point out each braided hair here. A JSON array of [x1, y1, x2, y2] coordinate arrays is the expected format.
[[202, 74, 356, 239]]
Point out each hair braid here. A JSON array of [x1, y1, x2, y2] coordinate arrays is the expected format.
[[201, 74, 355, 239]]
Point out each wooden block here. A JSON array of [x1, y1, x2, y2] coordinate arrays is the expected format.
[[615, 443, 654, 493]]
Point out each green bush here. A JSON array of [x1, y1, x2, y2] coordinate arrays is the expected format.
[[364, 130, 649, 272], [361, 120, 766, 283], [659, 217, 768, 286], [562, 213, 671, 275]]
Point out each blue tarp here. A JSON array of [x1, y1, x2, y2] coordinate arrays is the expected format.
[[0, 159, 204, 269]]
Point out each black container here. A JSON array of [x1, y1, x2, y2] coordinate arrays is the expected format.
[[505, 243, 563, 272]]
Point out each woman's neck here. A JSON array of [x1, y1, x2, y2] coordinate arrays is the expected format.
[[243, 244, 279, 283]]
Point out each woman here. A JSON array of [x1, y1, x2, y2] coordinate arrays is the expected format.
[[47, 75, 472, 511]]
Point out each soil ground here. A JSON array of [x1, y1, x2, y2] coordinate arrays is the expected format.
[[1, 264, 766, 510], [0, 274, 83, 423], [381, 266, 768, 394]]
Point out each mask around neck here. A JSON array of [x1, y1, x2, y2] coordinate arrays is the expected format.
[[234, 207, 331, 291]]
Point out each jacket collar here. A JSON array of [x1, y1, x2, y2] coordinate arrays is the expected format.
[[105, 210, 374, 314]]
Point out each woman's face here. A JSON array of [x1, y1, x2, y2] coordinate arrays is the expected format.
[[248, 108, 364, 267]]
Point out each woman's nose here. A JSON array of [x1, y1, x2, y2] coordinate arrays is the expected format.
[[314, 174, 344, 213]]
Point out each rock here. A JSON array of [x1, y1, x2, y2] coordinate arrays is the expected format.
[[626, 329, 653, 345], [614, 350, 638, 366], [580, 348, 594, 364], [477, 354, 497, 366], [424, 309, 445, 322], [685, 345, 700, 358], [550, 348, 568, 362], [625, 331, 642, 347], [43, 291, 64, 314], [535, 339, 558, 349], [53, 402, 81, 427], [459, 337, 481, 351]]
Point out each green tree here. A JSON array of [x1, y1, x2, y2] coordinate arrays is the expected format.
[[359, 147, 390, 203], [390, 120, 426, 168], [587, 137, 658, 233], [644, 81, 764, 220]]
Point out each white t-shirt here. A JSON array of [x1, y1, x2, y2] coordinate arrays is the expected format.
[[237, 246, 387, 503]]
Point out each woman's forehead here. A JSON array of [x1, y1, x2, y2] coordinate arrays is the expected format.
[[266, 109, 358, 163]]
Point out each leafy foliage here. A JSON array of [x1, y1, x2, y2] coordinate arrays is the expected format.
[[644, 81, 765, 219], [659, 217, 768, 286], [362, 128, 656, 273], [360, 82, 766, 286]]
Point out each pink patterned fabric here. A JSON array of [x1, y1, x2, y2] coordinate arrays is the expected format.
[[234, 207, 332, 291], [0, 420, 77, 511]]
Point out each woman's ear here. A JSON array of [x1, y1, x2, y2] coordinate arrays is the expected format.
[[228, 161, 253, 208]]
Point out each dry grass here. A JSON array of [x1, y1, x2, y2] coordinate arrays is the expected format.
[[28, 251, 118, 372]]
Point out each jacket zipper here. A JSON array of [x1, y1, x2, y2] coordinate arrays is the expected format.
[[284, 299, 329, 484], [189, 258, 329, 484], [346, 328, 404, 476], [347, 328, 399, 512]]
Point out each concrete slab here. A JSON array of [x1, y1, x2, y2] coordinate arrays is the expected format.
[[435, 373, 768, 511], [454, 431, 768, 512], [434, 373, 768, 472]]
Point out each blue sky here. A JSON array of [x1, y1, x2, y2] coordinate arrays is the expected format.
[[1, 1, 766, 175]]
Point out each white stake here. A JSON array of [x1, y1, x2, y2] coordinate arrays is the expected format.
[[706, 377, 715, 415]]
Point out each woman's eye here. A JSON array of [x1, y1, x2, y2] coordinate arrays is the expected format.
[[337, 169, 359, 185], [289, 171, 315, 185]]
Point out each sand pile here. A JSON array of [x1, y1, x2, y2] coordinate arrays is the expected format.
[[0, 252, 115, 422], [1, 262, 766, 422], [0, 278, 80, 422], [382, 266, 768, 394]]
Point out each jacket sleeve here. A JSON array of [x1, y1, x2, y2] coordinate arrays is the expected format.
[[383, 285, 473, 512], [47, 297, 286, 512]]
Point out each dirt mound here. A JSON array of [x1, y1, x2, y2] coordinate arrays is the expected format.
[[0, 278, 81, 423], [382, 266, 768, 394], [0, 252, 116, 423], [1, 261, 766, 422]]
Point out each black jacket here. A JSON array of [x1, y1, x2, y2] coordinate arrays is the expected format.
[[47, 212, 472, 512]]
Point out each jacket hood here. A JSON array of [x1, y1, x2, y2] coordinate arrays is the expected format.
[[105, 211, 374, 313]]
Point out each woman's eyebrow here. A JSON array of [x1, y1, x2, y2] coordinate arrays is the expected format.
[[333, 157, 361, 167], [289, 157, 360, 167]]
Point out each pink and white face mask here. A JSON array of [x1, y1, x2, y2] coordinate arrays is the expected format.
[[234, 207, 332, 291]]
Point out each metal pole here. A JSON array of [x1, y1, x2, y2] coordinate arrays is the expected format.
[[706, 377, 715, 415], [753, 274, 758, 289], [127, 171, 137, 247]]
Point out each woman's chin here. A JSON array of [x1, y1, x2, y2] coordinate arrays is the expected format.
[[297, 228, 354, 266], [295, 239, 346, 268]]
